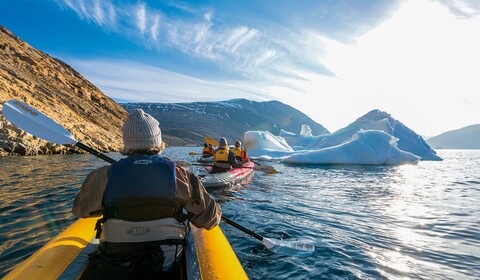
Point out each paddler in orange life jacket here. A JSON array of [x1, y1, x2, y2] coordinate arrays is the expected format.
[[212, 137, 242, 173], [231, 140, 249, 162], [202, 142, 214, 157], [72, 109, 221, 279]]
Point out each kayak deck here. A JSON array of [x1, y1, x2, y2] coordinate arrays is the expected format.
[[4, 217, 248, 280]]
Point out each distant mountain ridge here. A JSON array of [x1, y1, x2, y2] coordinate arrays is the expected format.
[[121, 99, 329, 146], [427, 124, 480, 149], [0, 25, 127, 156]]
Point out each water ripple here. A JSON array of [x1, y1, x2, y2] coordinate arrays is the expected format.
[[1, 149, 480, 279]]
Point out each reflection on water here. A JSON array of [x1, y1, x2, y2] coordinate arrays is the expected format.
[[0, 154, 96, 274], [1, 148, 479, 279]]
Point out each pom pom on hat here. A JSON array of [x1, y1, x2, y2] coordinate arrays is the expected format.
[[122, 109, 162, 150]]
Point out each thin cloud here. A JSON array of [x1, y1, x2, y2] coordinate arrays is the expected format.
[[53, 0, 333, 84], [254, 50, 277, 67], [150, 15, 160, 40], [56, 0, 83, 18], [136, 3, 147, 35], [67, 58, 277, 103], [55, 0, 116, 28], [107, 4, 116, 25], [438, 0, 480, 18], [223, 27, 259, 53]]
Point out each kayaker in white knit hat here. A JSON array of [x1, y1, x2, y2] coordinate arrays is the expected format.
[[121, 108, 164, 153], [73, 109, 221, 279]]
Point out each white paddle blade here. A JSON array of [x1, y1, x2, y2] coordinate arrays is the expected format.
[[262, 237, 278, 250], [262, 237, 315, 253], [3, 100, 77, 145], [253, 165, 277, 174]]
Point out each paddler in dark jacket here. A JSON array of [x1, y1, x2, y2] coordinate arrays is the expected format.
[[72, 109, 221, 279], [212, 137, 242, 173]]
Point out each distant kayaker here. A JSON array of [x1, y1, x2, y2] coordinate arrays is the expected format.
[[72, 109, 221, 279], [202, 142, 214, 157], [231, 140, 250, 162], [212, 137, 242, 173]]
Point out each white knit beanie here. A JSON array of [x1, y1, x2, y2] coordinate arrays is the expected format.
[[122, 109, 162, 150]]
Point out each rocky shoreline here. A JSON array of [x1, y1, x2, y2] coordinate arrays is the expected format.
[[0, 26, 127, 156]]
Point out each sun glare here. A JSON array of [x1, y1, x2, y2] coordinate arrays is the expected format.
[[282, 0, 480, 135]]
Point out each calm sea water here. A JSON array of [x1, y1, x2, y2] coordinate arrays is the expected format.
[[0, 148, 479, 279]]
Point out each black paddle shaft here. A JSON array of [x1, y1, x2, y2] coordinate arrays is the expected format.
[[222, 216, 264, 241], [76, 142, 116, 164]]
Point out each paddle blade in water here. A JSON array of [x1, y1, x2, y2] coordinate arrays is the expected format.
[[262, 237, 315, 256], [3, 100, 77, 145], [253, 165, 278, 174]]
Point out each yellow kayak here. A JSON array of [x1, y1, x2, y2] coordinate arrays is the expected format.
[[4, 217, 248, 280]]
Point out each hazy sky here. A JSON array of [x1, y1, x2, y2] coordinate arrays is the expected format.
[[1, 0, 479, 136]]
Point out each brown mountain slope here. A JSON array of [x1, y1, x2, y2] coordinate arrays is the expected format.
[[0, 25, 127, 156]]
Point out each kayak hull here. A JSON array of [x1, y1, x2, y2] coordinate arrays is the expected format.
[[4, 217, 248, 280], [199, 161, 255, 189]]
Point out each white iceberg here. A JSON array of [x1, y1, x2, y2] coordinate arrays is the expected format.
[[279, 110, 441, 161], [283, 130, 420, 165], [244, 131, 294, 156], [244, 129, 420, 165]]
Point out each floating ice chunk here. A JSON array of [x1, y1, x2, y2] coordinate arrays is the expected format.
[[283, 130, 420, 165], [244, 131, 294, 157], [300, 125, 313, 136]]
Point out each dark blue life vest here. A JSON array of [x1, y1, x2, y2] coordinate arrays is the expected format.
[[103, 154, 181, 222]]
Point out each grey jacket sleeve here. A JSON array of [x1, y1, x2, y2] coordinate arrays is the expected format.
[[72, 165, 109, 218], [175, 167, 222, 230]]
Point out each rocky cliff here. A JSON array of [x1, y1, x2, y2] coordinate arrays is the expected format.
[[0, 25, 127, 156]]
